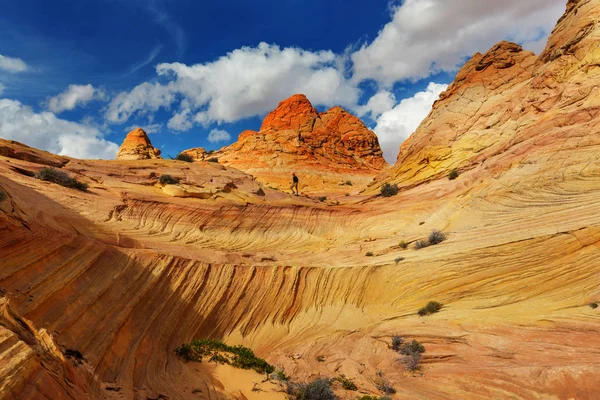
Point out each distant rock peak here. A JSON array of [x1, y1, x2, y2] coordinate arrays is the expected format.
[[117, 128, 162, 160]]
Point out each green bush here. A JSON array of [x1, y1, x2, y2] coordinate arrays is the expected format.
[[174, 339, 274, 374], [175, 153, 194, 162], [448, 169, 459, 180], [380, 183, 398, 197], [336, 376, 357, 391], [418, 301, 443, 316], [35, 168, 88, 191], [399, 240, 408, 249], [159, 175, 180, 185]]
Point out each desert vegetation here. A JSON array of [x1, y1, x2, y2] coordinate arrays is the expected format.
[[287, 378, 336, 400], [380, 183, 398, 197], [174, 339, 274, 374], [391, 336, 425, 372], [175, 153, 194, 162], [448, 169, 459, 180], [418, 301, 443, 316], [334, 375, 357, 391], [158, 174, 180, 185], [415, 229, 446, 249], [35, 167, 88, 191]]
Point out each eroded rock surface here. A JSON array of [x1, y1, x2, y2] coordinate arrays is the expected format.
[[117, 128, 162, 160]]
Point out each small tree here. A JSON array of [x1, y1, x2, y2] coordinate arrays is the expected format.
[[418, 301, 443, 316]]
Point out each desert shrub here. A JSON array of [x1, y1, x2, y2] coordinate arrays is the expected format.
[[159, 174, 180, 185], [590, 302, 598, 309], [375, 376, 395, 395], [335, 376, 357, 391], [403, 351, 422, 372], [292, 378, 336, 400], [345, 193, 350, 197], [428, 229, 446, 245], [366, 251, 374, 257], [380, 183, 398, 197], [418, 301, 443, 316], [174, 339, 274, 374], [316, 355, 326, 362], [399, 340, 425, 356], [399, 240, 408, 249], [391, 335, 403, 351], [414, 240, 429, 250], [0, 189, 6, 202], [448, 169, 459, 180], [318, 196, 327, 202], [345, 180, 353, 186], [271, 368, 289, 382], [175, 153, 194, 162], [208, 158, 219, 163], [35, 168, 88, 191], [394, 257, 404, 264], [255, 188, 266, 196]]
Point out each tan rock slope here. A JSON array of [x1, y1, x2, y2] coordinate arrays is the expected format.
[[373, 0, 600, 192], [1, 1, 600, 399], [182, 94, 388, 193], [117, 127, 162, 160]]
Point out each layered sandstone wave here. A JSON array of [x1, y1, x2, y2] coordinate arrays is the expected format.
[[2, 1, 600, 399]]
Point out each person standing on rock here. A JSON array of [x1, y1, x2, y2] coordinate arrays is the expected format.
[[291, 172, 299, 196]]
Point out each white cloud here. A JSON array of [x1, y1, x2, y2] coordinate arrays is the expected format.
[[0, 54, 28, 73], [125, 123, 162, 134], [0, 83, 4, 96], [105, 81, 176, 123], [167, 109, 193, 131], [207, 129, 231, 143], [47, 84, 107, 113], [351, 0, 565, 85], [374, 82, 448, 163], [357, 90, 396, 119], [0, 99, 119, 159], [106, 42, 358, 128]]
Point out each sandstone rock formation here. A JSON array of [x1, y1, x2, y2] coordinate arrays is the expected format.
[[117, 127, 162, 160], [374, 0, 600, 192], [184, 94, 387, 193], [2, 1, 600, 399]]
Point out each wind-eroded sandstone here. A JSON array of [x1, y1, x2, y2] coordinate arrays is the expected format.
[[182, 94, 388, 194], [1, 1, 600, 399]]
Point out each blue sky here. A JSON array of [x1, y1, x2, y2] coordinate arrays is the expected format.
[[0, 0, 565, 162]]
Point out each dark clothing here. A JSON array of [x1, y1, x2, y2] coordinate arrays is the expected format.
[[293, 175, 299, 183]]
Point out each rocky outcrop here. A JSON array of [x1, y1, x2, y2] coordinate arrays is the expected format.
[[375, 0, 600, 191], [184, 94, 387, 193], [116, 128, 161, 160]]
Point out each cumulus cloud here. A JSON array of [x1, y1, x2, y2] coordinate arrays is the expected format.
[[0, 83, 4, 96], [0, 54, 28, 73], [47, 84, 107, 113], [374, 82, 448, 163], [351, 0, 565, 85], [207, 129, 231, 143], [0, 99, 119, 159], [106, 42, 358, 128], [357, 90, 396, 119]]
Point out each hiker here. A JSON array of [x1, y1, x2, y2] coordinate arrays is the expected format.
[[290, 172, 299, 196]]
